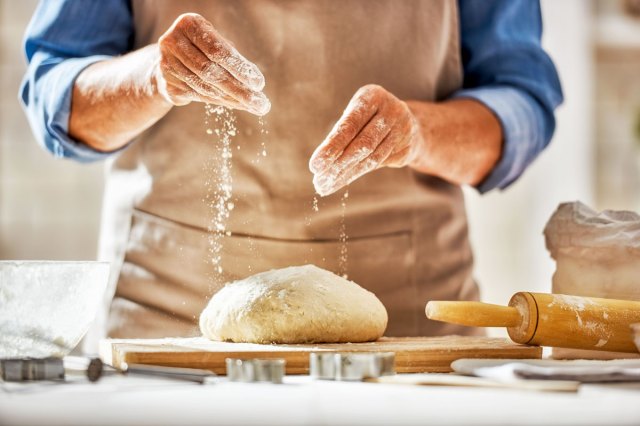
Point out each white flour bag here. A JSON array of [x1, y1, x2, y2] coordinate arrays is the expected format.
[[544, 201, 640, 359]]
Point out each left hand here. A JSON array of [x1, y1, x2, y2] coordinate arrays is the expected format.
[[309, 84, 422, 196]]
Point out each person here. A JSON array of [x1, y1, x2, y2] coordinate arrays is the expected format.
[[20, 0, 562, 344]]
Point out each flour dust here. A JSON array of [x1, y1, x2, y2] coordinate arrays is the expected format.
[[308, 188, 349, 279], [259, 116, 268, 158], [203, 104, 236, 287], [251, 116, 269, 164], [203, 107, 272, 282], [338, 188, 349, 279], [244, 117, 268, 273], [202, 105, 349, 283], [247, 232, 256, 274]]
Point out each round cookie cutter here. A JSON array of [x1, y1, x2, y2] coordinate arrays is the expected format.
[[225, 358, 286, 384], [310, 352, 395, 381]]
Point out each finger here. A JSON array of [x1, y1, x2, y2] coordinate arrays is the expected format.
[[180, 14, 265, 91], [158, 73, 192, 106], [382, 117, 420, 167], [384, 145, 413, 167], [161, 53, 254, 112], [314, 123, 401, 196], [170, 79, 248, 111], [336, 115, 393, 169], [205, 61, 270, 115], [309, 88, 378, 174], [171, 78, 247, 111], [313, 146, 380, 197], [166, 34, 270, 114], [316, 113, 393, 184]]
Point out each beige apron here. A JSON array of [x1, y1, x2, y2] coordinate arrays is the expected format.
[[94, 0, 480, 344]]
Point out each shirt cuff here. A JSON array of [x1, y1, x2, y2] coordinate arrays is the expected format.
[[451, 86, 546, 193], [36, 55, 122, 162]]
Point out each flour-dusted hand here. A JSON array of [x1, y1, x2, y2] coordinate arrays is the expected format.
[[154, 13, 270, 115], [309, 85, 422, 196]]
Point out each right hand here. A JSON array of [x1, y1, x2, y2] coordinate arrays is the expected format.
[[154, 13, 270, 115]]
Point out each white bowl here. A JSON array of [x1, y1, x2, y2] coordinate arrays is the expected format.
[[0, 261, 110, 358]]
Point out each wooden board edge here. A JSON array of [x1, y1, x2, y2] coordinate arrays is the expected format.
[[120, 349, 313, 374], [112, 345, 542, 375]]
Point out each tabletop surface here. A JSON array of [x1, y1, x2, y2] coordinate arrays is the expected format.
[[1, 374, 640, 426]]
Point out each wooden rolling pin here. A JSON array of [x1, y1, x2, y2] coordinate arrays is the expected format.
[[426, 293, 640, 353]]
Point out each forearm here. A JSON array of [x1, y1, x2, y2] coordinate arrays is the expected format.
[[69, 44, 172, 152], [406, 98, 503, 187]]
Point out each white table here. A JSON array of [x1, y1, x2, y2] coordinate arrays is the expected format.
[[2, 375, 640, 425]]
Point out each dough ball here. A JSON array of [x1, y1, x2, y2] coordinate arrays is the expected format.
[[199, 264, 388, 344]]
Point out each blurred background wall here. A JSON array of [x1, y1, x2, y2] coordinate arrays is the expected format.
[[1, 1, 639, 318], [465, 0, 640, 315], [464, 0, 596, 308], [0, 0, 103, 260]]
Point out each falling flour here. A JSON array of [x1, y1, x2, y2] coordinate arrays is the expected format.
[[308, 188, 349, 278], [202, 103, 352, 284], [203, 104, 236, 287], [259, 116, 268, 158], [251, 115, 268, 165], [247, 233, 256, 274], [203, 106, 273, 282], [339, 188, 349, 278]]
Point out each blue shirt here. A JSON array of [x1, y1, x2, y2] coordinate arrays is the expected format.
[[20, 0, 562, 192]]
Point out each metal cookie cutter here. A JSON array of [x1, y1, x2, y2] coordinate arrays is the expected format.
[[225, 358, 286, 384], [0, 358, 65, 382], [310, 352, 395, 381]]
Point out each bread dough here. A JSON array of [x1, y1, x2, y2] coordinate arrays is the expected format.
[[199, 264, 388, 344]]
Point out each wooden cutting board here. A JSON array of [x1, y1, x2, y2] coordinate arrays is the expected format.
[[100, 336, 542, 374]]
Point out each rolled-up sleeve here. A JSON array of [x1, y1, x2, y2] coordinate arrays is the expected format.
[[20, 0, 133, 162], [453, 0, 563, 192]]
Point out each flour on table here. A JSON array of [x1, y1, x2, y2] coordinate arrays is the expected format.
[[199, 264, 387, 344]]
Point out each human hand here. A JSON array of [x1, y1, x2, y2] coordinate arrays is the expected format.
[[154, 13, 270, 115], [309, 84, 423, 196]]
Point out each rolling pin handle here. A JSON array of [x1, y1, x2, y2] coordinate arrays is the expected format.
[[426, 301, 522, 328]]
